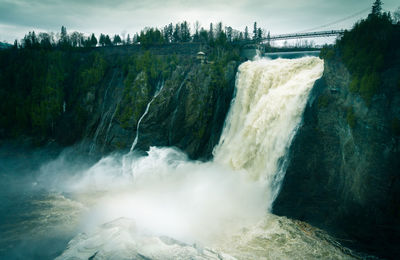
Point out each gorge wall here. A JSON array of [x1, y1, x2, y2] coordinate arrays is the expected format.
[[83, 52, 238, 160], [273, 57, 400, 258], [0, 45, 240, 160], [2, 22, 400, 258]]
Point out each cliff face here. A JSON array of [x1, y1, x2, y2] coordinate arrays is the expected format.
[[86, 57, 237, 159], [0, 46, 239, 159], [273, 58, 400, 257]]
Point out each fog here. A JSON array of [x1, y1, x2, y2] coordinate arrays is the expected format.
[[0, 145, 267, 259], [0, 57, 353, 259]]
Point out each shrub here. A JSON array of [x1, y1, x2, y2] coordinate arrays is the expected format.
[[346, 107, 356, 128], [319, 45, 335, 60], [359, 72, 379, 106], [318, 94, 330, 108], [335, 11, 399, 107], [349, 76, 359, 93]]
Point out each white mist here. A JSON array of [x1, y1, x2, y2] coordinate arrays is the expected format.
[[53, 57, 342, 260]]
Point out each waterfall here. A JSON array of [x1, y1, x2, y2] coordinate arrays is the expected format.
[[54, 57, 333, 259], [214, 56, 324, 207], [130, 81, 164, 152]]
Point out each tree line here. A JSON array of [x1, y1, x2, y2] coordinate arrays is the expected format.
[[0, 39, 241, 142], [15, 22, 268, 49], [320, 0, 400, 106]]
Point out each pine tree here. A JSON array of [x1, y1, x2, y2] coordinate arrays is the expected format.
[[181, 21, 191, 42], [193, 21, 200, 42], [113, 34, 122, 45], [22, 33, 31, 48], [173, 24, 181, 42], [372, 0, 383, 16], [209, 23, 214, 43], [99, 34, 106, 46], [59, 26, 69, 47], [61, 26, 67, 40], [257, 28, 263, 41], [32, 31, 38, 46], [244, 26, 249, 40], [90, 33, 97, 47], [216, 22, 223, 37], [199, 28, 208, 43], [253, 22, 257, 40], [105, 35, 112, 46]]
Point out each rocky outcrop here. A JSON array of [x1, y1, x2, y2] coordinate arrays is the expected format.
[[137, 61, 237, 159], [76, 49, 238, 160], [273, 58, 400, 258], [0, 45, 239, 159]]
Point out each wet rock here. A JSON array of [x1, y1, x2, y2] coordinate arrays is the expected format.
[[81, 49, 237, 160], [273, 59, 400, 258]]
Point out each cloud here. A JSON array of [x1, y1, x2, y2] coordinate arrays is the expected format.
[[0, 0, 399, 43]]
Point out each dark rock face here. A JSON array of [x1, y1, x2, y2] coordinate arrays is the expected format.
[[273, 59, 400, 258], [82, 52, 237, 160], [0, 45, 238, 159], [137, 61, 237, 159]]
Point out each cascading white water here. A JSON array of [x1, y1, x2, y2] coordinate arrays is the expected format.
[[31, 56, 355, 260], [214, 56, 324, 207], [130, 81, 164, 151]]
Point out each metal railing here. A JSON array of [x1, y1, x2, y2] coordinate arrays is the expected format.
[[266, 30, 345, 41]]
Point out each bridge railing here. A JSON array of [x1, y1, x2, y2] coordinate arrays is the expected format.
[[232, 30, 345, 46], [266, 30, 345, 41]]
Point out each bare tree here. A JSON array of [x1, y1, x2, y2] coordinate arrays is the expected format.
[[226, 26, 233, 42], [194, 21, 200, 35], [372, 0, 383, 15], [121, 30, 127, 43], [394, 7, 400, 24], [70, 31, 83, 47], [244, 26, 249, 40], [38, 32, 53, 48]]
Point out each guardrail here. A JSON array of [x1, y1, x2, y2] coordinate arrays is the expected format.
[[266, 30, 345, 41]]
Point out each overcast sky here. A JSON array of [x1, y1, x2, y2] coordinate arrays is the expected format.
[[0, 0, 399, 43]]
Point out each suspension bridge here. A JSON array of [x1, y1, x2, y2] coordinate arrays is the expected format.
[[239, 29, 344, 59], [265, 30, 345, 41], [260, 6, 371, 42]]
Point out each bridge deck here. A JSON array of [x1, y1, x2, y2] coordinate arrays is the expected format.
[[232, 29, 345, 47], [266, 30, 345, 41]]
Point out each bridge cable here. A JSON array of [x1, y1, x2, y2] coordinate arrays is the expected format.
[[296, 7, 370, 33]]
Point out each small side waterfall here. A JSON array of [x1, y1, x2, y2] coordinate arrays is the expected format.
[[130, 81, 164, 152]]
